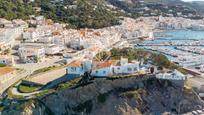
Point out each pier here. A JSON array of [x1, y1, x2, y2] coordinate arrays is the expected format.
[[157, 38, 199, 41]]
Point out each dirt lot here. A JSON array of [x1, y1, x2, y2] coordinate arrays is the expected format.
[[27, 67, 66, 85], [0, 67, 15, 76]]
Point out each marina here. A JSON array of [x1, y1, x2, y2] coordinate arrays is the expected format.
[[136, 30, 204, 70]]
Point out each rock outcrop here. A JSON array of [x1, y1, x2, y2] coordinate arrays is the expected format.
[[2, 76, 204, 115]]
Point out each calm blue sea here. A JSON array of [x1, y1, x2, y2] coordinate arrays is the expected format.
[[154, 30, 204, 40], [142, 30, 204, 46]]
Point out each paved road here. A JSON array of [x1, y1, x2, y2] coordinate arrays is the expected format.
[[0, 57, 63, 95], [11, 87, 41, 97], [10, 67, 67, 97], [0, 53, 83, 96]]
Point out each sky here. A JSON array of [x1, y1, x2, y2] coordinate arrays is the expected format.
[[182, 0, 204, 1]]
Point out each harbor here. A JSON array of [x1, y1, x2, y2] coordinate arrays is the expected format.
[[136, 30, 204, 73], [135, 30, 204, 98]]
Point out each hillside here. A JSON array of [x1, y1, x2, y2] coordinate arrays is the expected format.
[[140, 0, 204, 16], [38, 0, 121, 29], [108, 0, 201, 19], [1, 77, 203, 115], [187, 1, 204, 16], [0, 0, 204, 29], [0, 0, 34, 20]]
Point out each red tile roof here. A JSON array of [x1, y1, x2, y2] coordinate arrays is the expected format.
[[0, 67, 15, 76], [68, 60, 83, 67], [95, 60, 118, 69]]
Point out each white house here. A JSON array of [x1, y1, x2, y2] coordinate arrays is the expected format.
[[12, 19, 28, 32], [113, 60, 140, 75], [85, 46, 102, 59], [0, 41, 9, 53], [18, 44, 45, 63], [156, 69, 186, 81], [35, 16, 45, 25], [45, 44, 64, 55], [0, 28, 16, 52], [66, 58, 142, 78], [91, 60, 119, 78], [92, 58, 140, 77], [66, 59, 92, 78], [0, 55, 10, 65], [23, 28, 40, 42], [0, 18, 13, 28], [69, 38, 89, 50], [38, 36, 53, 43], [23, 25, 52, 42], [52, 35, 66, 46], [122, 31, 142, 39]]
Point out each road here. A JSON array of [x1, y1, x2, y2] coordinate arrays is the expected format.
[[0, 57, 62, 95], [0, 39, 128, 96], [11, 87, 41, 97], [10, 67, 67, 97]]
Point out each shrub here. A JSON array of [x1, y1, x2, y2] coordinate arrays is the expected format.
[[0, 64, 6, 67], [18, 85, 40, 93], [72, 100, 93, 113], [97, 92, 110, 103]]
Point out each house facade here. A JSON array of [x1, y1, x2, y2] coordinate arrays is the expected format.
[[66, 60, 92, 78], [91, 60, 118, 78], [156, 69, 186, 86], [66, 58, 142, 78], [0, 55, 12, 65], [45, 45, 64, 55], [91, 66, 113, 78], [0, 28, 16, 52], [156, 70, 186, 81], [23, 28, 40, 42], [18, 45, 45, 63]]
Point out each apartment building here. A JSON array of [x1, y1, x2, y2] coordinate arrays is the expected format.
[[18, 44, 45, 63], [45, 44, 64, 55]]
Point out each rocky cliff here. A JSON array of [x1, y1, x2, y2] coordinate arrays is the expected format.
[[2, 76, 203, 115]]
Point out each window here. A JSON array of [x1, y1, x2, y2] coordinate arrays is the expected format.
[[96, 70, 98, 73], [117, 67, 120, 70], [134, 68, 137, 71], [103, 71, 106, 74], [127, 68, 132, 71], [71, 67, 76, 71]]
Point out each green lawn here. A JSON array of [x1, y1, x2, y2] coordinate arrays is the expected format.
[[7, 87, 24, 99], [0, 105, 4, 111], [0, 64, 6, 67], [18, 85, 40, 93], [31, 66, 57, 76], [57, 78, 81, 90], [34, 89, 55, 97]]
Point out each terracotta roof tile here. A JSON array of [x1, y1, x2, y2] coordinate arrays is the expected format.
[[68, 60, 83, 67], [0, 67, 15, 76], [95, 60, 119, 69]]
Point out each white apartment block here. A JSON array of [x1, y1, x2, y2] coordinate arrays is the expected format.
[[45, 44, 64, 55], [18, 44, 45, 63]]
